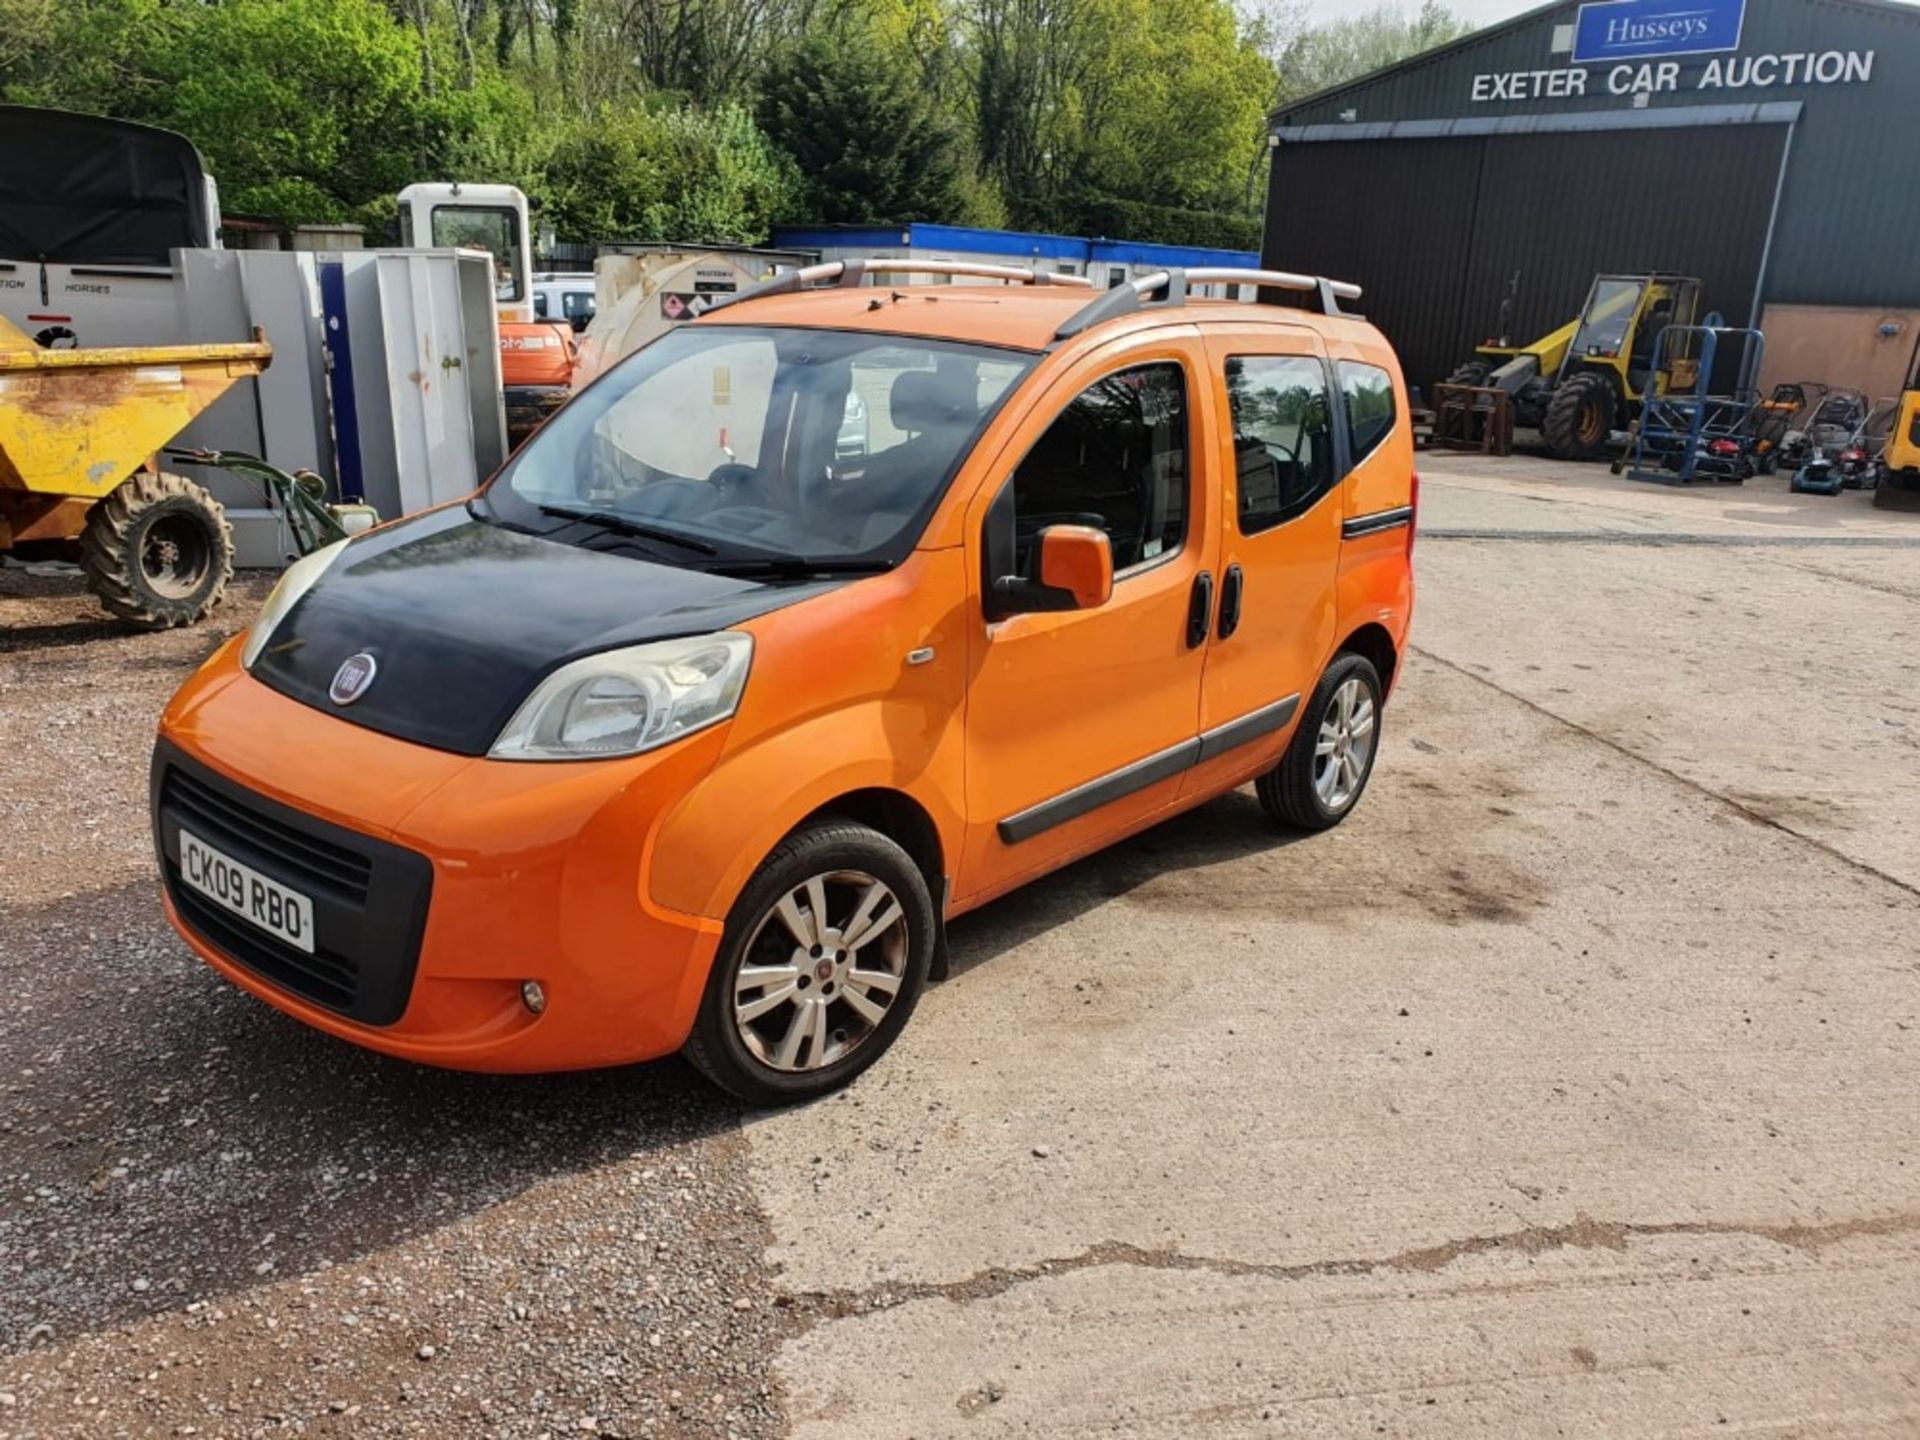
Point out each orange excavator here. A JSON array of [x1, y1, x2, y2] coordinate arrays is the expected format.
[[399, 183, 574, 448]]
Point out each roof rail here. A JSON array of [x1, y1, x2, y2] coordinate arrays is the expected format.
[[703, 257, 1095, 315], [1053, 266, 1363, 340]]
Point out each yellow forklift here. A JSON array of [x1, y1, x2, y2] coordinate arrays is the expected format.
[[1875, 330, 1920, 510], [1447, 272, 1703, 461]]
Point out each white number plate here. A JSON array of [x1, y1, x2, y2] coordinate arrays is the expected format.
[[178, 828, 315, 954]]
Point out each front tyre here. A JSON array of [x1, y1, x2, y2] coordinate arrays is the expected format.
[[1541, 373, 1617, 461], [684, 820, 934, 1105], [1257, 653, 1384, 832]]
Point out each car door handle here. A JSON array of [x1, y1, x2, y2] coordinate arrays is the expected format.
[[1217, 564, 1244, 641], [1187, 570, 1214, 649]]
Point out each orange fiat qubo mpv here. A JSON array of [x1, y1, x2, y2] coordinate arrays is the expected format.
[[152, 259, 1415, 1104]]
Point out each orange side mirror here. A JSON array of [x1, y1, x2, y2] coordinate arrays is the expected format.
[[1035, 524, 1113, 610]]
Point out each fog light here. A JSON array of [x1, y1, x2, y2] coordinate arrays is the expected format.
[[520, 980, 547, 1015]]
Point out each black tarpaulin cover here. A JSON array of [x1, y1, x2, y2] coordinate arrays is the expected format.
[[0, 105, 211, 266]]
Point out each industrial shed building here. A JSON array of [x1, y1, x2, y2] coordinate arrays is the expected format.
[[1263, 0, 1920, 397]]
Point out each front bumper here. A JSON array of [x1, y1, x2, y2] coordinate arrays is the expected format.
[[153, 641, 726, 1072]]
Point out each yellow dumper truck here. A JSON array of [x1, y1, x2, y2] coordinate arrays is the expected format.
[[0, 316, 270, 627]]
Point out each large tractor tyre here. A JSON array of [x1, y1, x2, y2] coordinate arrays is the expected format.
[[1445, 361, 1493, 389], [1542, 373, 1618, 461], [78, 472, 233, 630]]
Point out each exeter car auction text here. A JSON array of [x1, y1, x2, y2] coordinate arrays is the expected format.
[[1471, 49, 1874, 102]]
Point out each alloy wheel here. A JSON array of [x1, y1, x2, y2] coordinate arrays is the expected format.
[[1313, 676, 1377, 812], [732, 869, 909, 1073]]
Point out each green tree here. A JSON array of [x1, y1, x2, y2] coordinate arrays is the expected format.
[[0, 0, 188, 112], [0, 0, 1467, 247], [152, 0, 430, 219], [756, 28, 966, 224], [962, 0, 1275, 237], [1080, 0, 1275, 212], [541, 101, 793, 242]]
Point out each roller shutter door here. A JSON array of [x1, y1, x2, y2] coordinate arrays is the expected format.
[[1263, 122, 1790, 395]]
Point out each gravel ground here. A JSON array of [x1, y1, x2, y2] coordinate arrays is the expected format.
[[0, 562, 795, 1439], [6, 458, 1916, 1438]]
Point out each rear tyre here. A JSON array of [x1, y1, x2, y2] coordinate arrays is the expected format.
[[1257, 653, 1384, 833], [78, 472, 232, 630], [684, 820, 934, 1106], [1542, 373, 1617, 461]]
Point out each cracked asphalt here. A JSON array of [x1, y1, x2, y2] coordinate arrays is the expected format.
[[4, 455, 1919, 1437]]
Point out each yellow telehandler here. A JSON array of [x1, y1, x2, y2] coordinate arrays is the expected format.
[[1447, 272, 1703, 461]]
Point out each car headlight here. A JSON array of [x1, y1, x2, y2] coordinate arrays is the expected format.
[[240, 539, 350, 670], [490, 632, 753, 761]]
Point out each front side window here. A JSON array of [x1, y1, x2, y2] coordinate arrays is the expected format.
[[484, 325, 1034, 567], [432, 204, 522, 302], [1340, 360, 1396, 464], [1007, 362, 1188, 574], [1226, 355, 1335, 534]]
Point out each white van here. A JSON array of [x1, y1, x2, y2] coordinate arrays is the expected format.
[[531, 273, 596, 333]]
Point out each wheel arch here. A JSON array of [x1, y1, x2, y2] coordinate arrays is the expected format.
[[799, 787, 951, 980], [1338, 621, 1399, 698]]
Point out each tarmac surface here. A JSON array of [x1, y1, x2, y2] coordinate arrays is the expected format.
[[2, 454, 1916, 1437]]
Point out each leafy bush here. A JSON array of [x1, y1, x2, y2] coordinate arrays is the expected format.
[[541, 102, 794, 244]]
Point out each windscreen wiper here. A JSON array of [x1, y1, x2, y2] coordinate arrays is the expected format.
[[534, 502, 718, 556], [706, 557, 894, 578]]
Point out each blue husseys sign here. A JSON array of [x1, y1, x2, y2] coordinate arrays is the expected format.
[[1572, 0, 1745, 64]]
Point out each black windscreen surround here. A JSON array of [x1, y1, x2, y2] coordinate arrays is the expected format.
[[0, 106, 212, 265]]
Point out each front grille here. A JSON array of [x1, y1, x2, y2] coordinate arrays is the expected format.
[[172, 883, 359, 1011], [153, 744, 433, 1026], [163, 766, 373, 902]]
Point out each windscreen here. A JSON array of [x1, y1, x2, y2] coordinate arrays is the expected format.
[[483, 325, 1035, 567], [432, 204, 522, 302], [1571, 278, 1643, 359]]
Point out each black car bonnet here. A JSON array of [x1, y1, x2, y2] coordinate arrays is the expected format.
[[249, 506, 840, 756]]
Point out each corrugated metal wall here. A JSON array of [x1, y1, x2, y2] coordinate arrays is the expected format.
[[1265, 124, 1788, 392], [1268, 0, 1920, 311], [1262, 138, 1481, 392]]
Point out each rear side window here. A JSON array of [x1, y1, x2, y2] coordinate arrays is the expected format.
[[1341, 361, 1397, 464], [1009, 362, 1188, 574], [1225, 355, 1334, 534]]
